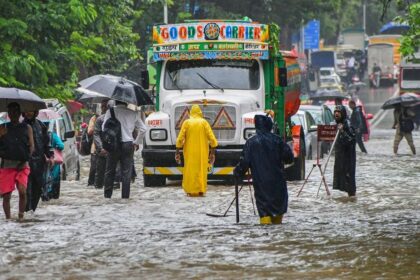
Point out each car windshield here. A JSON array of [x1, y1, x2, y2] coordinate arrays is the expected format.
[[164, 59, 260, 90], [321, 78, 336, 84]]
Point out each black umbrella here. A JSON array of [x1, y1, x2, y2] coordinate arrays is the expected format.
[[310, 89, 348, 101], [381, 93, 420, 110], [0, 87, 46, 112], [76, 74, 153, 106]]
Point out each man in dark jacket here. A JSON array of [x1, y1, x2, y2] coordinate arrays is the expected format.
[[349, 100, 367, 153], [93, 99, 109, 189], [333, 105, 357, 197], [234, 114, 294, 225], [23, 110, 52, 212]]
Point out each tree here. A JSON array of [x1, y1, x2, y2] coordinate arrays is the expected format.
[[0, 0, 140, 101], [380, 0, 420, 57]]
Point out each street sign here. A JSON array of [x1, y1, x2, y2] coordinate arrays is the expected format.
[[304, 20, 320, 50], [317, 125, 337, 142]]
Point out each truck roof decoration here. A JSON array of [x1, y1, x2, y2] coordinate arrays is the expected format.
[[152, 22, 270, 61]]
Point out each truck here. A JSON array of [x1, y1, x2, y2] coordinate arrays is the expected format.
[[141, 20, 305, 186], [367, 43, 394, 87], [339, 28, 367, 51], [369, 34, 402, 82]]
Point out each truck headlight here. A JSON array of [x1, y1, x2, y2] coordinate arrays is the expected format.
[[150, 129, 167, 141], [244, 128, 256, 140]]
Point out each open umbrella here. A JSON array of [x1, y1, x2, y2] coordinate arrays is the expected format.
[[310, 88, 348, 101], [76, 74, 153, 106], [37, 109, 62, 122], [0, 87, 46, 112], [381, 93, 420, 110]]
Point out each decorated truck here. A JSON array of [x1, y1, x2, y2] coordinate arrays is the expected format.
[[142, 19, 304, 186]]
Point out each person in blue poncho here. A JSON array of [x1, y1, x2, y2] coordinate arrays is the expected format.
[[43, 121, 64, 200], [234, 114, 294, 225]]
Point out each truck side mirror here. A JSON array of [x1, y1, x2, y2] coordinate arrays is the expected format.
[[279, 67, 288, 87], [140, 70, 150, 90]]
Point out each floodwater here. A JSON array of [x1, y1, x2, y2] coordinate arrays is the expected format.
[[1, 88, 419, 279]]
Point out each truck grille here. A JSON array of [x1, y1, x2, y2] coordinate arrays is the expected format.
[[174, 104, 236, 141]]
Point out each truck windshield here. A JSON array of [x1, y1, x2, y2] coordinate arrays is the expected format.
[[164, 60, 260, 90]]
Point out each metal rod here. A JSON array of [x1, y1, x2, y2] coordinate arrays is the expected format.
[[235, 177, 239, 223]]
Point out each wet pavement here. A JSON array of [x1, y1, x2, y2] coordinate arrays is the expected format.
[[0, 86, 419, 279]]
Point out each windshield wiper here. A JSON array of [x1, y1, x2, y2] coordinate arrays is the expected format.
[[168, 71, 183, 92], [196, 72, 224, 92]]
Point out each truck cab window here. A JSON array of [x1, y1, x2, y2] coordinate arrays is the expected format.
[[164, 59, 260, 90]]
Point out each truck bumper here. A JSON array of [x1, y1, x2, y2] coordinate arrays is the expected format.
[[142, 148, 242, 178]]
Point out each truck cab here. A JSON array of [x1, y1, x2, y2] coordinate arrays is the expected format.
[[142, 20, 304, 186]]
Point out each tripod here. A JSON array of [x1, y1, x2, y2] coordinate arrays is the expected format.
[[206, 173, 256, 223], [297, 131, 340, 197]]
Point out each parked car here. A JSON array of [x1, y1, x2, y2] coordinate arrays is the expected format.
[[291, 110, 318, 160], [299, 104, 335, 157], [319, 67, 342, 84], [43, 99, 80, 181]]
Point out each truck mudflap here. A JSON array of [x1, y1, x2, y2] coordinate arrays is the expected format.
[[291, 124, 303, 157]]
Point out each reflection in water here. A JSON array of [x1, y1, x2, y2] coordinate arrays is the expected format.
[[0, 131, 419, 279]]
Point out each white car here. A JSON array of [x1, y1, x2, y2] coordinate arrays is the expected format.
[[44, 99, 80, 181], [319, 67, 342, 86], [299, 104, 335, 157]]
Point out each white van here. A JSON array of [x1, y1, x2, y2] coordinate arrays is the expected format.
[[43, 99, 80, 180]]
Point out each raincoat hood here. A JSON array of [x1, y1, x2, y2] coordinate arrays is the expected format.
[[255, 115, 273, 133], [334, 105, 347, 123], [190, 105, 203, 118]]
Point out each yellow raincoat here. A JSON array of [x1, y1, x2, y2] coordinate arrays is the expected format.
[[176, 105, 218, 195]]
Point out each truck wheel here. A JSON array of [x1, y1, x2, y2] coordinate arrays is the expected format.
[[287, 137, 306, 181], [144, 175, 166, 187]]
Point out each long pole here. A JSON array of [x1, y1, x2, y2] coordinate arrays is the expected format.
[[235, 178, 239, 223], [363, 0, 366, 31], [163, 1, 168, 24]]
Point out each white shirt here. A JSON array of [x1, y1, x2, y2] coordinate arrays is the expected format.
[[347, 57, 355, 68], [102, 105, 146, 145]]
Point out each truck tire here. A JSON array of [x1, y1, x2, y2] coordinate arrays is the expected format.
[[287, 137, 306, 181], [144, 175, 166, 187]]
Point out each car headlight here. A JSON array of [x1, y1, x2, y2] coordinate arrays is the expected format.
[[244, 128, 256, 140], [150, 129, 167, 141]]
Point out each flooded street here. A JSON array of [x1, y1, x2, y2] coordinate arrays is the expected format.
[[1, 88, 419, 279]]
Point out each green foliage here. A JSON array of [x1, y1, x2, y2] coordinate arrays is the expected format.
[[396, 3, 420, 58], [0, 0, 140, 103]]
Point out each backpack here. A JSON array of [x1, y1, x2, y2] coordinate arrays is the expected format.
[[400, 118, 414, 133], [101, 107, 122, 152], [79, 127, 92, 156], [0, 123, 30, 161]]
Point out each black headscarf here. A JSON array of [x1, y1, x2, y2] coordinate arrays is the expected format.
[[334, 105, 347, 123], [254, 115, 273, 133]]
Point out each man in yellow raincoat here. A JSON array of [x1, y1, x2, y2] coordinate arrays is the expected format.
[[175, 105, 218, 196]]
